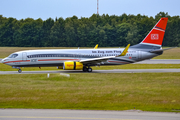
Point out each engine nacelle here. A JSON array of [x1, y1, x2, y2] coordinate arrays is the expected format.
[[63, 61, 83, 70]]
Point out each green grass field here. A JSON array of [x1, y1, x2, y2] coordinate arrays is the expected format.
[[0, 47, 180, 112], [0, 73, 180, 112]]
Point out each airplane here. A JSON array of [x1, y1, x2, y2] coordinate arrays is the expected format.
[[1, 17, 171, 73]]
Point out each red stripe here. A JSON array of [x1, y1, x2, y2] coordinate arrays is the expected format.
[[4, 59, 80, 63], [4, 60, 30, 64], [38, 59, 80, 61]]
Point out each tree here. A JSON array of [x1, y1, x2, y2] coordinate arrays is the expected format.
[[126, 23, 139, 45], [0, 13, 179, 47], [42, 18, 54, 46], [14, 18, 43, 47], [49, 17, 66, 47], [155, 12, 170, 20], [0, 18, 17, 46], [116, 23, 131, 46], [164, 16, 180, 46]]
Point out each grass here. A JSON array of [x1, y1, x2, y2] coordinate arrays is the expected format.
[[0, 47, 180, 59], [0, 47, 180, 112], [155, 47, 180, 59], [0, 73, 180, 112]]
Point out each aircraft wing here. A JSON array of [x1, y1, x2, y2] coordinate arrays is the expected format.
[[80, 44, 130, 64]]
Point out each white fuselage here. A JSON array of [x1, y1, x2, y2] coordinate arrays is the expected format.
[[1, 48, 158, 68]]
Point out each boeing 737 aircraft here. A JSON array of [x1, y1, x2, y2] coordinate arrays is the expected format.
[[2, 17, 170, 73]]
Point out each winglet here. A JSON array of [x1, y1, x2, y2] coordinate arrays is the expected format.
[[118, 44, 130, 56], [94, 44, 98, 49]]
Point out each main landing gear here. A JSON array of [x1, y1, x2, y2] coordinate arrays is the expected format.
[[83, 66, 92, 72]]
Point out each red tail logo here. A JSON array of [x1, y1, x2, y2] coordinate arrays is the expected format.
[[141, 17, 168, 46]]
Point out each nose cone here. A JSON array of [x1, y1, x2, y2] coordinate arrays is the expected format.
[[1, 58, 6, 64], [1, 59, 3, 63]]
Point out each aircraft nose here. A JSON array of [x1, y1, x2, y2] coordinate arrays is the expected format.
[[1, 59, 4, 63], [1, 58, 6, 64]]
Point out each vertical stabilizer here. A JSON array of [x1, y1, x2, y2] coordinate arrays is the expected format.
[[140, 17, 168, 47]]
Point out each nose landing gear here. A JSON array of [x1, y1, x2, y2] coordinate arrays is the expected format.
[[18, 69, 22, 73], [12, 66, 22, 73]]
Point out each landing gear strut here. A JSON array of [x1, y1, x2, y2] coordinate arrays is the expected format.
[[83, 66, 92, 72], [12, 66, 22, 73], [83, 67, 87, 72]]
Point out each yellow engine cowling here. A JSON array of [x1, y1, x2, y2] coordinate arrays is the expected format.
[[63, 61, 83, 70]]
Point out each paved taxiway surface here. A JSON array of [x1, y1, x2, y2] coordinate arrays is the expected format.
[[0, 69, 180, 74], [0, 109, 180, 120]]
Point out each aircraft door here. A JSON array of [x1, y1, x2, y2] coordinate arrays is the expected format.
[[22, 52, 27, 61]]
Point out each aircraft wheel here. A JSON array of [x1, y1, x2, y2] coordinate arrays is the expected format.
[[18, 69, 22, 73], [88, 68, 92, 72], [83, 67, 87, 72]]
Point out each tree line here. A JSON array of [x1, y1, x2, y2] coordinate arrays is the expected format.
[[0, 12, 180, 47]]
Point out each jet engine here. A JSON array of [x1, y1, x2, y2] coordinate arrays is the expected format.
[[63, 61, 83, 70]]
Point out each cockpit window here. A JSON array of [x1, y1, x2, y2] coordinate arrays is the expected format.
[[8, 54, 18, 58]]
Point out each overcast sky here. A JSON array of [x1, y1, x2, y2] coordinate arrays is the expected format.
[[0, 0, 179, 20]]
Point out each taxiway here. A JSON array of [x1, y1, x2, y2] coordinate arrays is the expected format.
[[0, 109, 179, 120]]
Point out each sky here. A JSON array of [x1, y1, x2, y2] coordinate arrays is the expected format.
[[0, 0, 180, 20]]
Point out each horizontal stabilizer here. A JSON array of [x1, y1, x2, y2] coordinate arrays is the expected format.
[[150, 47, 176, 53]]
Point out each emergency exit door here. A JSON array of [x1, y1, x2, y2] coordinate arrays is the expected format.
[[22, 52, 27, 61]]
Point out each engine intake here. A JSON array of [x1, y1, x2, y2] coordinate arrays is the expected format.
[[63, 61, 83, 70]]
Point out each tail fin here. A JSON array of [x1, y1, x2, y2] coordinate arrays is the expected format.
[[140, 17, 168, 47]]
